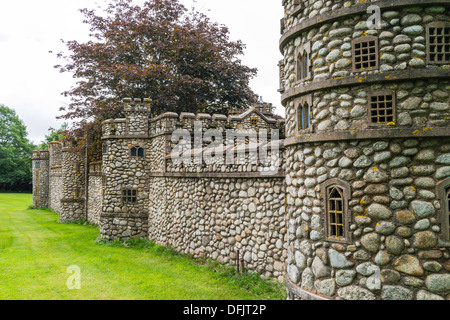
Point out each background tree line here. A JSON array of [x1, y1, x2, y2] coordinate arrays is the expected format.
[[0, 104, 66, 192]]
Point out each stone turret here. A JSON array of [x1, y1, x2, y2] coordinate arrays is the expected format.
[[60, 139, 86, 222], [281, 0, 450, 300], [32, 150, 49, 208], [100, 98, 151, 240]]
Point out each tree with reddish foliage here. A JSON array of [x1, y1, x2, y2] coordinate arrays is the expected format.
[[55, 0, 258, 161]]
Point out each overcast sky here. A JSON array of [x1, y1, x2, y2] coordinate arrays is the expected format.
[[0, 0, 284, 144]]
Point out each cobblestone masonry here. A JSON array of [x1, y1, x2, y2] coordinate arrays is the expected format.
[[33, 98, 288, 280], [32, 0, 450, 297], [281, 0, 450, 299]]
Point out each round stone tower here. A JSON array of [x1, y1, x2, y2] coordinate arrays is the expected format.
[[280, 0, 450, 300]]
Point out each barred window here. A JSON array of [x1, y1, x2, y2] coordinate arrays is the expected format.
[[328, 186, 345, 238], [122, 189, 137, 204], [352, 36, 378, 72], [251, 117, 258, 127], [426, 22, 450, 64], [368, 92, 395, 125], [321, 179, 351, 243], [35, 161, 40, 168]]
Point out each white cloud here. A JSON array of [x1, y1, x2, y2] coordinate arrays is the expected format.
[[0, 0, 284, 144]]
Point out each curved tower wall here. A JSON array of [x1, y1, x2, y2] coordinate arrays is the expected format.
[[280, 0, 450, 300], [32, 150, 49, 208]]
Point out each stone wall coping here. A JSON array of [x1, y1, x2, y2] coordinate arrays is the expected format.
[[148, 171, 285, 179], [212, 114, 228, 121], [100, 212, 149, 219], [197, 113, 212, 120], [102, 134, 149, 140], [60, 198, 84, 203], [102, 118, 127, 125], [279, 0, 450, 53], [180, 112, 196, 119], [150, 112, 179, 123], [285, 126, 450, 146]]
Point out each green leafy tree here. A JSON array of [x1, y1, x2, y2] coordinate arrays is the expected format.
[[0, 105, 35, 191], [38, 123, 68, 150], [55, 0, 258, 161]]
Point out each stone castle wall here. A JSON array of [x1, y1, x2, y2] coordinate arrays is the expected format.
[[281, 0, 450, 300], [33, 99, 288, 280]]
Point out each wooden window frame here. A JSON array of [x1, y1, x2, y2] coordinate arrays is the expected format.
[[295, 42, 312, 82], [122, 189, 137, 204], [294, 94, 313, 134], [130, 146, 145, 158], [426, 21, 450, 65], [352, 36, 379, 72], [437, 178, 450, 246], [367, 90, 396, 127], [321, 179, 352, 244]]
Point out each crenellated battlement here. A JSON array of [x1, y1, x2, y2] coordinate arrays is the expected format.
[[102, 97, 285, 139], [32, 149, 49, 161]]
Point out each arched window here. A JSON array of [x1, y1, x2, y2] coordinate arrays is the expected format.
[[297, 102, 311, 131], [295, 94, 313, 134], [321, 179, 351, 243], [437, 178, 450, 243], [328, 186, 345, 238]]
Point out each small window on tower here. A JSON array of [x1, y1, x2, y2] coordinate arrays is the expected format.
[[122, 189, 137, 204], [130, 146, 144, 157], [352, 36, 379, 72], [426, 22, 450, 64], [297, 102, 311, 131], [368, 91, 396, 126], [35, 161, 40, 168], [296, 42, 311, 81], [321, 179, 351, 243]]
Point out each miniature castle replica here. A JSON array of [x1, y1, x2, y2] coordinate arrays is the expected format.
[[33, 0, 450, 299], [32, 99, 288, 280]]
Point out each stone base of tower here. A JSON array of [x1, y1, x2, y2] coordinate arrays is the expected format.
[[99, 213, 149, 241]]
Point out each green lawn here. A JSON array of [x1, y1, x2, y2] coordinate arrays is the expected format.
[[0, 193, 285, 300]]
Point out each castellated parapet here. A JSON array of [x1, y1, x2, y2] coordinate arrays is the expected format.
[[281, 0, 450, 300], [34, 98, 288, 280]]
